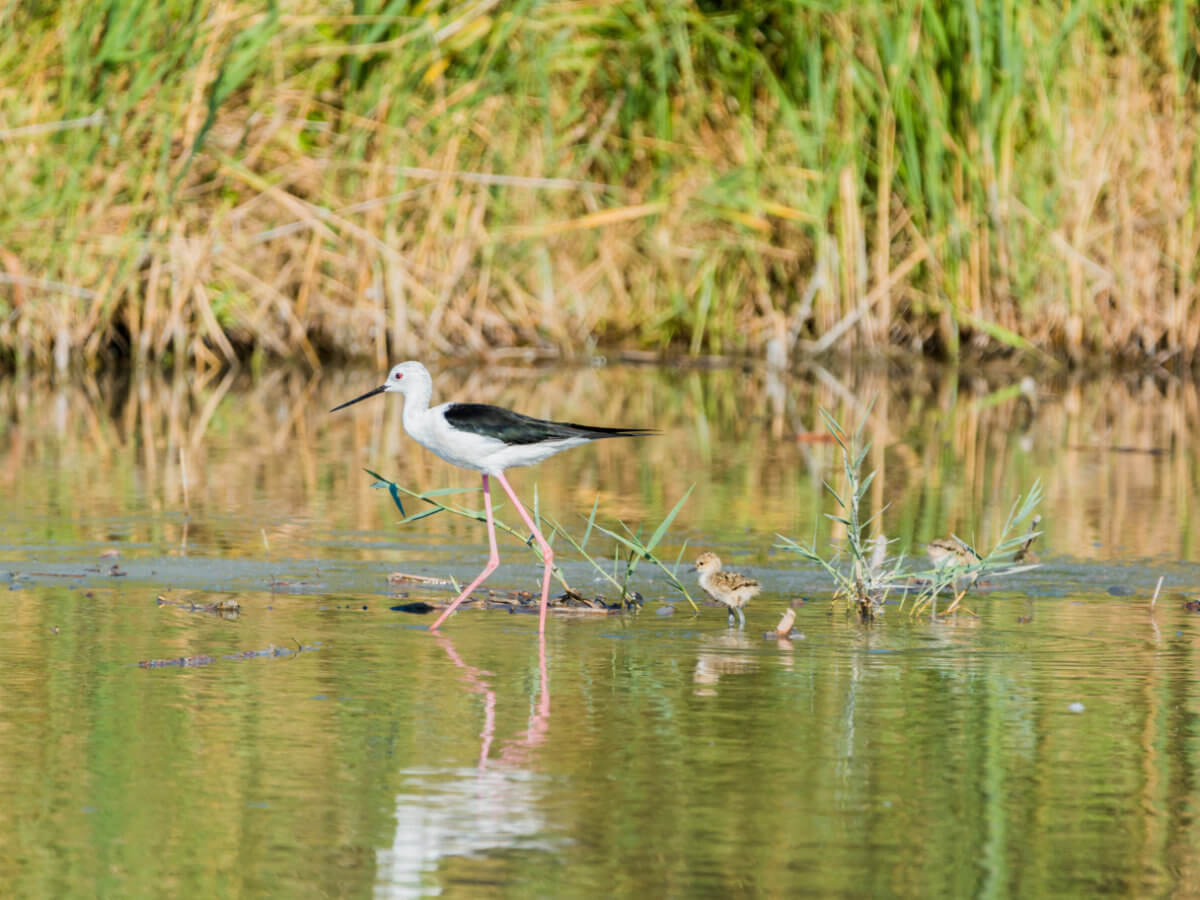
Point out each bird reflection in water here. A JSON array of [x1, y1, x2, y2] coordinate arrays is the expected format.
[[375, 633, 555, 896], [435, 631, 550, 769]]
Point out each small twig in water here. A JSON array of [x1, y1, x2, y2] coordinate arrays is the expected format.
[[1151, 575, 1164, 613]]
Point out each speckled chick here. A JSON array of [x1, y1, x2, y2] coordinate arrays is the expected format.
[[694, 552, 760, 627], [927, 537, 982, 594], [926, 537, 981, 570]]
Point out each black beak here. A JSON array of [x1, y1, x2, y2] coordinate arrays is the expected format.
[[330, 384, 386, 413]]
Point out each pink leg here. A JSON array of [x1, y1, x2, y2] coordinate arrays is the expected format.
[[493, 471, 555, 635], [430, 474, 500, 631]]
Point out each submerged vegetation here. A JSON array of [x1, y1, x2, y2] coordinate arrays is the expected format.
[[1, 1, 1199, 372], [777, 410, 1043, 619]]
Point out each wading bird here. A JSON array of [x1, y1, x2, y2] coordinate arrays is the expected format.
[[332, 362, 654, 634], [694, 552, 761, 627]]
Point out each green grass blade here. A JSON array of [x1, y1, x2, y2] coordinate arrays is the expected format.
[[402, 508, 443, 524], [581, 495, 600, 551], [645, 484, 694, 554]]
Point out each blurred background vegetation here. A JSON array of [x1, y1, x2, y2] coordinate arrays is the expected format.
[[1, 0, 1197, 373]]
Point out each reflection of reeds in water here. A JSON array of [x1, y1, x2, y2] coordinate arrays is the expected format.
[[2, 365, 1199, 562]]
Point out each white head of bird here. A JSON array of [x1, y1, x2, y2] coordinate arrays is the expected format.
[[694, 552, 723, 575], [381, 361, 434, 395], [331, 361, 433, 411]]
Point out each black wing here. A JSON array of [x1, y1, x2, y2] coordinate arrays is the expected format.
[[443, 403, 655, 445]]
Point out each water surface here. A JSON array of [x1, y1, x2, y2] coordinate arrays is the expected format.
[[2, 363, 1199, 896]]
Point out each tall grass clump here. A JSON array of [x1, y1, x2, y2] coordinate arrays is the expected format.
[[0, 1, 1198, 372]]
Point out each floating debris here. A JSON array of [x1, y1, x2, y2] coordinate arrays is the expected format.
[[139, 654, 217, 669], [226, 644, 313, 661], [157, 593, 241, 619], [494, 588, 621, 614], [391, 601, 436, 614], [398, 588, 623, 616], [774, 608, 796, 637], [387, 572, 452, 586], [1067, 702, 1086, 713], [138, 642, 321, 669]]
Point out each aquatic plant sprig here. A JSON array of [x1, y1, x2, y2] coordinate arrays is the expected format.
[[774, 408, 901, 618], [910, 481, 1045, 618], [546, 485, 700, 613], [536, 495, 646, 605], [775, 411, 1043, 619]]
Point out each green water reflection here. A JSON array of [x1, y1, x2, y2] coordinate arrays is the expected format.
[[2, 364, 1198, 564], [2, 586, 1199, 897], [2, 364, 1200, 896]]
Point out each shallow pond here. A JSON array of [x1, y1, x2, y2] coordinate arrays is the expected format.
[[2, 362, 1200, 897]]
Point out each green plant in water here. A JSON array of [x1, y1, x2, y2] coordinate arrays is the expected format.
[[775, 411, 1041, 620], [909, 487, 1044, 618], [546, 485, 700, 612], [366, 470, 698, 612]]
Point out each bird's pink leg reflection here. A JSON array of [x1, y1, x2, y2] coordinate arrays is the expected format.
[[436, 634, 497, 766], [498, 631, 550, 768], [435, 631, 550, 768]]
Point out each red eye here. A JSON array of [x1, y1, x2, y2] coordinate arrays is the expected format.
[[393, 372, 403, 380]]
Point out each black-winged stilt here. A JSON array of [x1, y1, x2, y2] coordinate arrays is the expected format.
[[332, 361, 654, 634], [694, 552, 761, 627]]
